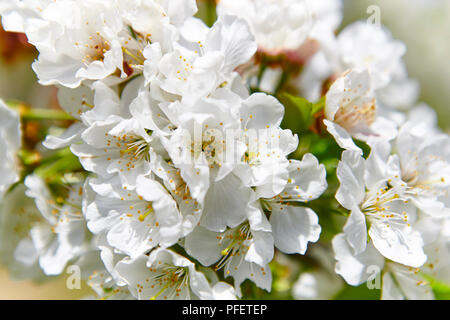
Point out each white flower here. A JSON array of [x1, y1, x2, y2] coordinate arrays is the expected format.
[[332, 233, 385, 286], [68, 79, 166, 189], [185, 153, 327, 294], [11, 175, 90, 276], [3, 0, 126, 87], [324, 68, 397, 152], [0, 0, 52, 34], [185, 208, 273, 296], [293, 271, 342, 300], [260, 154, 327, 255], [148, 15, 256, 104], [332, 232, 437, 299], [405, 104, 442, 136], [391, 122, 450, 217], [382, 217, 450, 300], [292, 246, 344, 300], [117, 0, 197, 54], [0, 184, 45, 280], [71, 116, 157, 188], [335, 147, 427, 268], [305, 0, 343, 45], [376, 62, 420, 112], [421, 228, 450, 285], [234, 93, 298, 199], [336, 21, 407, 90], [159, 92, 243, 203], [0, 0, 198, 88], [217, 0, 312, 53], [45, 78, 144, 150], [85, 175, 183, 258], [299, 18, 411, 108], [85, 234, 135, 300], [333, 184, 449, 295], [115, 248, 235, 300], [87, 270, 135, 300], [0, 100, 21, 199], [382, 262, 434, 300], [149, 155, 203, 236]]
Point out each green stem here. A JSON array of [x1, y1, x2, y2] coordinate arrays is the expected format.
[[7, 102, 75, 121], [256, 56, 267, 89], [274, 71, 290, 95], [22, 108, 75, 121]]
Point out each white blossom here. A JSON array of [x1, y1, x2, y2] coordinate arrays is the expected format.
[[391, 122, 450, 217], [11, 175, 91, 276], [1, 0, 448, 301], [115, 248, 235, 300], [85, 175, 183, 258], [0, 100, 21, 199], [324, 68, 397, 152], [335, 147, 427, 268], [217, 0, 312, 53]]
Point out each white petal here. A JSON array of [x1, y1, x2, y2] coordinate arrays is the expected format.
[[225, 259, 272, 296], [212, 282, 237, 300], [332, 233, 385, 286], [184, 227, 223, 266], [270, 205, 320, 255], [240, 93, 284, 129], [43, 122, 84, 149], [381, 272, 404, 300], [369, 223, 427, 268], [245, 231, 274, 266], [343, 206, 367, 255], [382, 263, 434, 300], [336, 150, 366, 209], [324, 120, 362, 154], [206, 14, 256, 73], [200, 174, 250, 232], [283, 154, 328, 202]]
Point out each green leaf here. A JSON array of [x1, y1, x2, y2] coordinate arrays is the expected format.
[[279, 93, 326, 136], [7, 100, 75, 121], [334, 283, 381, 300], [279, 93, 314, 134], [34, 148, 83, 183], [312, 96, 326, 115], [422, 274, 450, 300]]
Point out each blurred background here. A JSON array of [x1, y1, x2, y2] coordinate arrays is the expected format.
[[0, 0, 448, 299], [343, 0, 450, 131]]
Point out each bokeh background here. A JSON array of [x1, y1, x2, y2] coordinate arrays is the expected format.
[[343, 0, 450, 131], [0, 0, 448, 299]]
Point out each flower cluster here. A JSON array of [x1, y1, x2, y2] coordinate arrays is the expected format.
[[0, 0, 449, 300]]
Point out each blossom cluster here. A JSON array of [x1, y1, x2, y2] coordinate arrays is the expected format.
[[0, 0, 449, 300]]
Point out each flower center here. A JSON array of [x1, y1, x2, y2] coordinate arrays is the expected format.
[[191, 129, 226, 167], [149, 265, 189, 300], [334, 99, 376, 132], [361, 184, 409, 228], [401, 153, 447, 198], [215, 223, 252, 272], [78, 33, 111, 63], [106, 132, 151, 171]]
